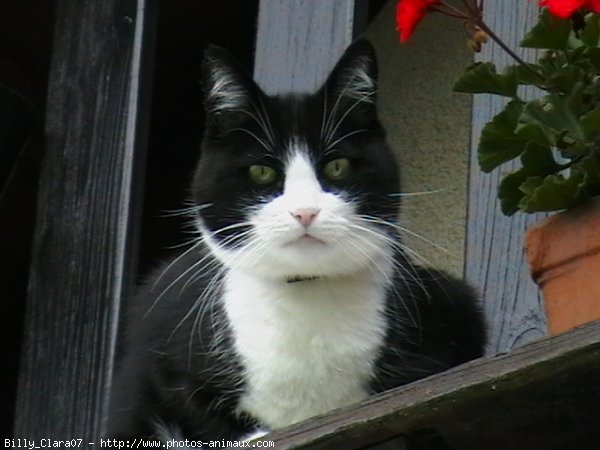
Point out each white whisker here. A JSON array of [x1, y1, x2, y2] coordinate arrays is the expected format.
[[387, 190, 443, 197], [324, 90, 376, 146], [356, 215, 456, 258], [324, 129, 367, 152], [226, 127, 273, 153], [254, 96, 276, 147], [157, 203, 214, 218]]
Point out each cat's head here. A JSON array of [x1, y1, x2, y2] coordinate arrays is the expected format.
[[193, 40, 400, 280]]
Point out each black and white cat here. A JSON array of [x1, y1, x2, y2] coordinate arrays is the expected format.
[[107, 40, 486, 441]]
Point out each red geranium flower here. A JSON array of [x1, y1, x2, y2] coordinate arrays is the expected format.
[[540, 0, 600, 18], [396, 0, 441, 43]]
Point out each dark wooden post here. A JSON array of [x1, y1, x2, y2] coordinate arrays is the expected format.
[[14, 0, 156, 439], [254, 0, 367, 94], [465, 1, 547, 355]]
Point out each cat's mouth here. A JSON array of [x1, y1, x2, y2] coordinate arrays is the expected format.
[[286, 233, 326, 246]]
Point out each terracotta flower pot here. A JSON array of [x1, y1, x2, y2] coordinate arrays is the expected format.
[[525, 197, 600, 335]]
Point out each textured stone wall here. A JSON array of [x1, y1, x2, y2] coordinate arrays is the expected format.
[[364, 0, 473, 277]]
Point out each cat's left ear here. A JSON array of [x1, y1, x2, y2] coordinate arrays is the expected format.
[[201, 45, 263, 132], [322, 39, 378, 108]]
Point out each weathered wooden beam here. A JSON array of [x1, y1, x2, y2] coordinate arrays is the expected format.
[[254, 0, 367, 94], [464, 0, 548, 354], [257, 321, 600, 449], [14, 0, 156, 439]]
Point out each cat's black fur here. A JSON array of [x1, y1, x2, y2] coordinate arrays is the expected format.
[[107, 40, 486, 441]]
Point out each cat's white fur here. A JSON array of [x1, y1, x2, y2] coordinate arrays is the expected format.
[[225, 265, 389, 428], [202, 144, 394, 429]]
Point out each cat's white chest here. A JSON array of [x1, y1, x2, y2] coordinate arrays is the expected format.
[[223, 270, 388, 429]]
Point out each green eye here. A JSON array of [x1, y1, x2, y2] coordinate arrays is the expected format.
[[249, 165, 277, 185], [323, 158, 351, 181]]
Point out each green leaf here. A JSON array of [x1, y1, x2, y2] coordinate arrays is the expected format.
[[521, 8, 572, 50], [516, 94, 585, 146], [514, 63, 546, 86], [477, 101, 527, 172], [538, 49, 560, 70], [520, 143, 562, 175], [498, 171, 528, 216], [518, 173, 586, 213], [515, 122, 555, 147], [558, 140, 590, 159], [581, 105, 600, 141], [582, 13, 600, 47], [583, 78, 600, 101], [567, 34, 585, 51], [453, 62, 518, 97], [497, 145, 561, 216], [546, 65, 587, 92], [576, 151, 600, 193], [584, 47, 600, 71], [567, 81, 586, 117]]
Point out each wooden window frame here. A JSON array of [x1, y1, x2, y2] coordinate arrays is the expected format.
[[15, 0, 600, 448]]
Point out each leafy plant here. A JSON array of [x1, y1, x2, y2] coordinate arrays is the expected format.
[[396, 1, 600, 215]]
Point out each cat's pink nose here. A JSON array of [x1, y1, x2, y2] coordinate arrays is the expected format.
[[290, 208, 320, 227]]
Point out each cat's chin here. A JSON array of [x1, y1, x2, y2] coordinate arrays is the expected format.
[[238, 249, 388, 281]]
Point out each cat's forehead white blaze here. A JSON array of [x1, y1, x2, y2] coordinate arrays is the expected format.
[[283, 142, 323, 208]]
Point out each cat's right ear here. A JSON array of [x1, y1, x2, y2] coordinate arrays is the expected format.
[[201, 45, 259, 132]]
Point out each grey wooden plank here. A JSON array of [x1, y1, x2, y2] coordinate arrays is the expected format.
[[256, 320, 600, 450], [465, 0, 548, 355], [254, 0, 361, 94], [14, 0, 156, 439]]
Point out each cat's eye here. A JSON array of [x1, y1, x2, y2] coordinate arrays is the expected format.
[[249, 165, 277, 185], [323, 158, 351, 181]]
